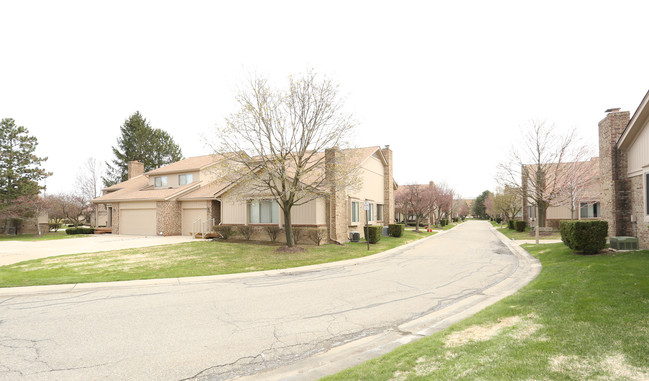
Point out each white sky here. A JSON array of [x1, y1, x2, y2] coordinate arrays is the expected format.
[[2, 0, 649, 199]]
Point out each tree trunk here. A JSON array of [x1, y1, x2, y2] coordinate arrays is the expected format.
[[283, 207, 295, 247], [538, 201, 549, 227], [414, 215, 420, 232]]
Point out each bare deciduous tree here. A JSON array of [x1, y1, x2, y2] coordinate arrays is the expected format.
[[494, 186, 522, 222], [211, 71, 357, 247], [395, 183, 434, 231], [76, 158, 103, 226], [431, 182, 453, 226], [497, 120, 591, 228]]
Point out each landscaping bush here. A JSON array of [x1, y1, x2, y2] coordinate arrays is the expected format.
[[308, 228, 327, 246], [292, 227, 305, 243], [507, 220, 515, 230], [363, 225, 382, 244], [237, 225, 256, 241], [264, 226, 283, 242], [559, 220, 608, 254], [388, 224, 405, 238], [452, 217, 459, 223], [439, 219, 449, 227], [515, 220, 526, 232], [65, 227, 95, 235], [214, 225, 234, 240], [496, 217, 503, 224], [48, 222, 61, 232]]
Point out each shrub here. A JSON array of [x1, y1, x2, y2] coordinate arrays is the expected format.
[[439, 219, 449, 227], [388, 224, 405, 238], [292, 227, 305, 243], [452, 217, 459, 223], [237, 225, 256, 241], [48, 222, 61, 232], [308, 228, 327, 246], [515, 220, 526, 232], [214, 225, 234, 240], [507, 220, 515, 230], [363, 225, 382, 244], [264, 226, 283, 242], [560, 220, 608, 254], [496, 217, 503, 224], [65, 227, 95, 235]]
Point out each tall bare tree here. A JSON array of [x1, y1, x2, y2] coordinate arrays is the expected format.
[[76, 158, 103, 226], [212, 71, 357, 247], [494, 186, 522, 222], [497, 120, 591, 228], [431, 182, 454, 225]]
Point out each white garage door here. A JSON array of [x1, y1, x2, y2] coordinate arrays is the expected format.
[[182, 209, 205, 236], [120, 209, 157, 236]]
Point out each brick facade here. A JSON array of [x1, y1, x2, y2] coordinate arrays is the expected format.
[[629, 174, 649, 248], [325, 147, 349, 243], [111, 203, 120, 234], [381, 147, 395, 224], [157, 201, 182, 236]]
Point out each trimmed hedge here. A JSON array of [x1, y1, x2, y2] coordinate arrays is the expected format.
[[559, 220, 608, 254], [214, 225, 234, 240], [65, 227, 95, 235], [363, 225, 382, 244], [515, 220, 526, 232], [388, 224, 405, 238], [508, 220, 515, 230]]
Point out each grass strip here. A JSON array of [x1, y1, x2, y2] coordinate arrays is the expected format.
[[0, 230, 435, 288], [325, 243, 649, 380]]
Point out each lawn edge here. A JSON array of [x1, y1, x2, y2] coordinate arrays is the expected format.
[[0, 227, 455, 296]]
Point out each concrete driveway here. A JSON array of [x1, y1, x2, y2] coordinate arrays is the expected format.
[[0, 235, 195, 266], [0, 221, 540, 380]]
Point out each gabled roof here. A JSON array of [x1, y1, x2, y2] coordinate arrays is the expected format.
[[146, 154, 224, 176], [92, 175, 201, 203], [618, 89, 649, 150]]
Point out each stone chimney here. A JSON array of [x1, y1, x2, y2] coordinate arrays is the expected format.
[[381, 145, 394, 225], [598, 109, 631, 237], [127, 160, 145, 179]]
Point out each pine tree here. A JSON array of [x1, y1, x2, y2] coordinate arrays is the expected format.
[[103, 111, 183, 186], [0, 118, 50, 228]]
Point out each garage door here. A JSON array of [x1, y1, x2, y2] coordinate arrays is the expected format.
[[182, 208, 205, 236], [120, 209, 157, 236]]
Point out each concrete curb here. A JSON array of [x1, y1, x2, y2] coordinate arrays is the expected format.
[[240, 224, 542, 381], [0, 226, 458, 297]]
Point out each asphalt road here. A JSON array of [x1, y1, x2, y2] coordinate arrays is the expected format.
[[0, 221, 538, 380]]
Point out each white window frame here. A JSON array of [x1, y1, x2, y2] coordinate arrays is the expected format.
[[376, 204, 383, 221], [249, 199, 279, 224], [351, 201, 359, 224], [154, 176, 167, 187], [179, 173, 193, 186]]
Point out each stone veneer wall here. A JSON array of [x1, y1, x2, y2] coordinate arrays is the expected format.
[[111, 203, 120, 234], [629, 174, 649, 248], [325, 147, 349, 243], [598, 111, 631, 238], [157, 201, 182, 236]]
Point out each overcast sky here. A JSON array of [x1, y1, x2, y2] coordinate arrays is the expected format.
[[2, 0, 649, 199]]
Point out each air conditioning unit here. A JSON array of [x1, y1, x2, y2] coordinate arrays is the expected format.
[[350, 231, 360, 242], [610, 236, 639, 250]]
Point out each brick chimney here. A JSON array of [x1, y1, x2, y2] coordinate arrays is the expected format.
[[381, 145, 394, 225], [325, 147, 348, 243], [598, 109, 631, 237], [127, 160, 145, 179]]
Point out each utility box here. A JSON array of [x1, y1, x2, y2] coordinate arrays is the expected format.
[[610, 236, 639, 250], [382, 226, 389, 236], [350, 231, 360, 242]]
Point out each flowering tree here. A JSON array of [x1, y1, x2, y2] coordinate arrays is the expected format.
[[395, 183, 434, 231]]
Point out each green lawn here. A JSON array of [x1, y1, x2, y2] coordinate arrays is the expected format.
[[0, 230, 87, 242], [325, 243, 649, 380], [0, 229, 435, 288], [497, 226, 562, 240]]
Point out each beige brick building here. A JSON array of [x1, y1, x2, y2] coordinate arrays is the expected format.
[[92, 146, 396, 243], [598, 91, 649, 249]]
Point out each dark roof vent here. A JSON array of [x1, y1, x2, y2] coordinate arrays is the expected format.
[[605, 107, 621, 113]]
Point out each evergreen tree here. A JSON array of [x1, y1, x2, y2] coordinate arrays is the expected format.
[[472, 190, 490, 219], [103, 111, 183, 186], [0, 118, 50, 227]]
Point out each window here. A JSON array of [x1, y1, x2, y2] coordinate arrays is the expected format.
[[528, 205, 536, 219], [351, 201, 359, 223], [154, 176, 167, 187], [580, 202, 600, 219], [249, 200, 278, 224], [179, 173, 193, 185], [376, 204, 383, 221], [367, 202, 374, 221]]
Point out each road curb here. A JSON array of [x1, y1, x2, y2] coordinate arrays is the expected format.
[[240, 224, 542, 381], [0, 225, 461, 297]]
